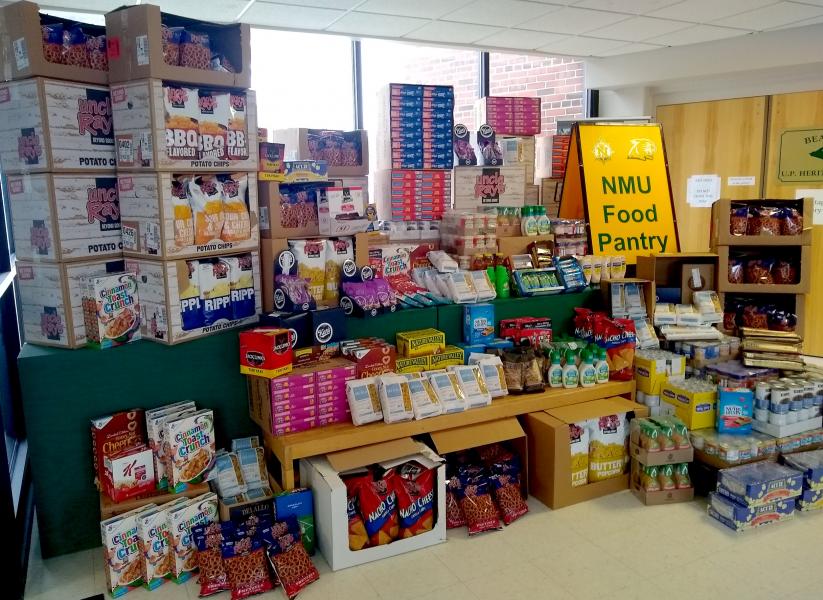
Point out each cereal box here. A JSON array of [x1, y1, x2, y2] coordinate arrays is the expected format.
[[167, 492, 218, 582], [146, 402, 196, 490], [0, 78, 115, 173], [110, 79, 258, 171], [8, 173, 122, 262], [118, 172, 259, 259], [17, 257, 128, 348], [164, 409, 216, 492], [103, 445, 156, 503], [101, 504, 157, 597], [136, 505, 173, 590], [128, 252, 260, 345], [91, 409, 145, 489], [82, 272, 141, 349]]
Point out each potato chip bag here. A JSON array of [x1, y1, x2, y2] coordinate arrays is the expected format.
[[171, 177, 194, 247], [569, 422, 589, 487], [343, 475, 370, 551], [588, 413, 628, 482], [189, 176, 224, 245], [180, 260, 203, 331], [358, 471, 399, 546], [324, 238, 354, 305], [594, 316, 636, 381], [164, 85, 199, 161], [395, 463, 435, 538], [199, 259, 232, 326], [228, 93, 249, 161], [218, 174, 250, 242], [197, 89, 229, 161], [289, 239, 326, 299], [225, 253, 255, 320]]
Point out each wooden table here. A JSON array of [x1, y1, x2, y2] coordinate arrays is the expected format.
[[264, 380, 635, 490]]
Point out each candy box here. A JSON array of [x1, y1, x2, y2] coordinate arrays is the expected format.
[[717, 387, 754, 434], [463, 303, 495, 345], [783, 449, 823, 491], [717, 462, 803, 507], [310, 307, 347, 345], [103, 444, 156, 503], [239, 327, 293, 378], [708, 492, 795, 531], [260, 310, 312, 349]]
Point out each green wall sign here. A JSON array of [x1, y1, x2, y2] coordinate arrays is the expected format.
[[778, 128, 823, 182]]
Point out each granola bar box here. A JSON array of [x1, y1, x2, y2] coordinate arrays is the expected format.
[[164, 409, 215, 493], [8, 173, 123, 262], [82, 272, 141, 349], [91, 409, 145, 489], [0, 77, 115, 174]]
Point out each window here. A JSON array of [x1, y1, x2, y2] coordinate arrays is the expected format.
[[251, 29, 355, 131], [489, 52, 585, 135]]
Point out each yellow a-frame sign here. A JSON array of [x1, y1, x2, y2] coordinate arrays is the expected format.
[[559, 122, 680, 264]]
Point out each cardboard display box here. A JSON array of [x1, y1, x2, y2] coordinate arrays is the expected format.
[[125, 251, 260, 345], [474, 96, 541, 136], [680, 263, 716, 304], [521, 397, 648, 510], [628, 441, 693, 467], [717, 244, 810, 294], [0, 77, 116, 174], [118, 172, 259, 259], [452, 165, 527, 209], [497, 234, 554, 258], [16, 257, 126, 348], [273, 128, 369, 177], [258, 180, 321, 239], [660, 381, 716, 430], [99, 482, 209, 520], [712, 198, 813, 247], [499, 136, 536, 184], [0, 1, 109, 85], [629, 461, 694, 505], [110, 79, 258, 172], [299, 439, 446, 571], [9, 173, 123, 262], [219, 488, 275, 523], [599, 278, 655, 321], [539, 178, 563, 218], [105, 4, 251, 88], [751, 416, 823, 438]]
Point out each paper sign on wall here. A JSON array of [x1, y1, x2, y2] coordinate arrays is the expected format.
[[728, 176, 756, 186], [686, 174, 720, 207], [797, 188, 823, 225]]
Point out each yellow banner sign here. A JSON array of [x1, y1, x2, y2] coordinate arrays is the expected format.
[[560, 123, 679, 264]]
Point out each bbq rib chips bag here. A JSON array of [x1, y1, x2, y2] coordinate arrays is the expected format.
[[192, 522, 232, 597], [594, 315, 636, 381], [394, 462, 436, 538], [357, 469, 399, 546], [261, 517, 320, 600], [343, 473, 370, 551]]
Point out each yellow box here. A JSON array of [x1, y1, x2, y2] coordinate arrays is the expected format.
[[429, 346, 465, 370], [634, 354, 685, 395], [395, 355, 430, 374], [396, 329, 446, 358], [660, 381, 716, 430]]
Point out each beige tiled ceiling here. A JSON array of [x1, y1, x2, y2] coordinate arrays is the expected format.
[[38, 0, 823, 58]]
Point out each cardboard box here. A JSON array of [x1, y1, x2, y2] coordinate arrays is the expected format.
[[717, 245, 810, 294], [539, 178, 563, 218], [634, 353, 685, 395], [600, 278, 655, 321], [126, 251, 260, 345], [521, 397, 648, 510], [273, 128, 369, 177], [0, 1, 108, 84], [119, 172, 259, 259], [680, 263, 716, 304], [628, 442, 693, 466], [660, 381, 717, 430], [110, 79, 258, 172], [318, 186, 371, 236], [218, 487, 275, 522], [752, 416, 823, 438], [712, 198, 813, 247], [299, 438, 446, 571], [496, 234, 554, 258], [499, 136, 535, 184], [630, 461, 694, 505], [474, 96, 541, 136], [0, 77, 115, 174], [239, 328, 293, 379], [105, 4, 251, 88], [330, 176, 369, 205], [8, 173, 122, 262], [452, 166, 526, 209], [258, 181, 321, 239], [258, 142, 285, 179], [16, 257, 126, 348]]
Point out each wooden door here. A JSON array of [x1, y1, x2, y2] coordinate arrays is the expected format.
[[657, 97, 768, 252]]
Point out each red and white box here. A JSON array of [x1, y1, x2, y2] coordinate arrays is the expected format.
[[103, 444, 156, 503]]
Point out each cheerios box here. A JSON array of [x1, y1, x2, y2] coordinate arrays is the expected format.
[[300, 438, 445, 571]]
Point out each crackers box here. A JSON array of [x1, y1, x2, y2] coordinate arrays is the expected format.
[[452, 166, 526, 209], [110, 79, 257, 172], [17, 257, 126, 348], [273, 128, 369, 177], [0, 77, 115, 174], [8, 173, 122, 262], [105, 4, 250, 88], [396, 328, 446, 358], [118, 172, 260, 259], [127, 252, 260, 345]]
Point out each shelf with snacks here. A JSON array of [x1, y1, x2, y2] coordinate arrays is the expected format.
[[99, 482, 210, 520], [718, 244, 810, 294], [711, 198, 812, 247]]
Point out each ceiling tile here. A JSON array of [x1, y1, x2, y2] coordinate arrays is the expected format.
[[327, 12, 430, 36], [586, 16, 691, 41], [537, 35, 627, 55], [646, 23, 747, 45], [356, 0, 473, 19], [257, 0, 364, 7], [477, 28, 569, 50], [442, 0, 558, 28], [596, 42, 666, 56], [407, 20, 503, 43], [37, 0, 122, 10], [526, 7, 633, 35], [240, 3, 346, 29], [154, 0, 248, 21], [713, 1, 823, 31], [649, 0, 779, 22], [572, 0, 681, 15], [767, 14, 823, 30]]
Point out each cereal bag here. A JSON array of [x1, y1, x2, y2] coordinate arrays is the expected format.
[[192, 522, 232, 597], [221, 534, 273, 600], [358, 471, 399, 546], [228, 93, 249, 161], [180, 260, 204, 331], [289, 239, 326, 299], [569, 422, 589, 487], [168, 493, 219, 582], [588, 414, 628, 483], [218, 173, 250, 242], [189, 176, 225, 245], [324, 238, 354, 305], [164, 85, 200, 161], [199, 259, 232, 326], [395, 462, 436, 538], [225, 254, 255, 320], [136, 506, 173, 590], [171, 177, 194, 248]]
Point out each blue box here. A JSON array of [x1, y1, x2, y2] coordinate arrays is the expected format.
[[487, 338, 514, 350], [717, 462, 804, 506], [463, 303, 495, 345], [456, 343, 486, 363], [708, 492, 795, 531], [259, 310, 311, 349], [784, 449, 823, 491], [310, 307, 346, 345], [717, 387, 754, 434], [274, 487, 315, 554]]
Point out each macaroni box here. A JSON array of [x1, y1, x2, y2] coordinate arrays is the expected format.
[[396, 328, 446, 358], [463, 303, 495, 345], [0, 77, 115, 174], [660, 380, 717, 430], [118, 172, 260, 259], [8, 173, 123, 262], [239, 327, 293, 378]]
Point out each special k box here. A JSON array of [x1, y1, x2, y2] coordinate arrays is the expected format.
[[128, 251, 260, 345], [8, 173, 123, 262], [239, 327, 293, 378], [110, 79, 258, 172], [118, 172, 259, 259], [0, 77, 116, 174]]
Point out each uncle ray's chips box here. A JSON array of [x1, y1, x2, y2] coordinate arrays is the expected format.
[[127, 251, 260, 345]]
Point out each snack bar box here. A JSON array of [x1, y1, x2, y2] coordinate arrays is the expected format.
[[16, 257, 127, 348], [475, 96, 542, 136], [126, 251, 261, 345], [452, 165, 526, 210], [8, 173, 123, 262], [300, 438, 445, 571], [118, 172, 259, 259], [111, 79, 258, 172], [0, 77, 116, 174]]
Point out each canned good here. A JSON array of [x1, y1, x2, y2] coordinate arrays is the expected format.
[[754, 408, 769, 422], [636, 390, 646, 405], [771, 384, 791, 404], [787, 410, 799, 425], [799, 407, 812, 421], [770, 412, 788, 426], [719, 340, 731, 357], [755, 382, 771, 401], [770, 398, 789, 414], [803, 395, 814, 410]]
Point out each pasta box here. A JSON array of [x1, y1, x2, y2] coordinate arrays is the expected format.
[[708, 492, 795, 531], [273, 128, 369, 177], [452, 166, 526, 209], [17, 257, 127, 348], [118, 172, 260, 259], [239, 327, 293, 378], [717, 462, 804, 507], [110, 79, 258, 172], [126, 251, 260, 345], [82, 272, 141, 349], [8, 173, 123, 262], [299, 438, 445, 570], [0, 77, 115, 174]]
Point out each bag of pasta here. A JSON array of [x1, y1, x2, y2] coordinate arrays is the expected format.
[[569, 422, 589, 487], [588, 413, 628, 482]]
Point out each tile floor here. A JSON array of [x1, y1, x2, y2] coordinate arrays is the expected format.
[[24, 491, 823, 600]]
